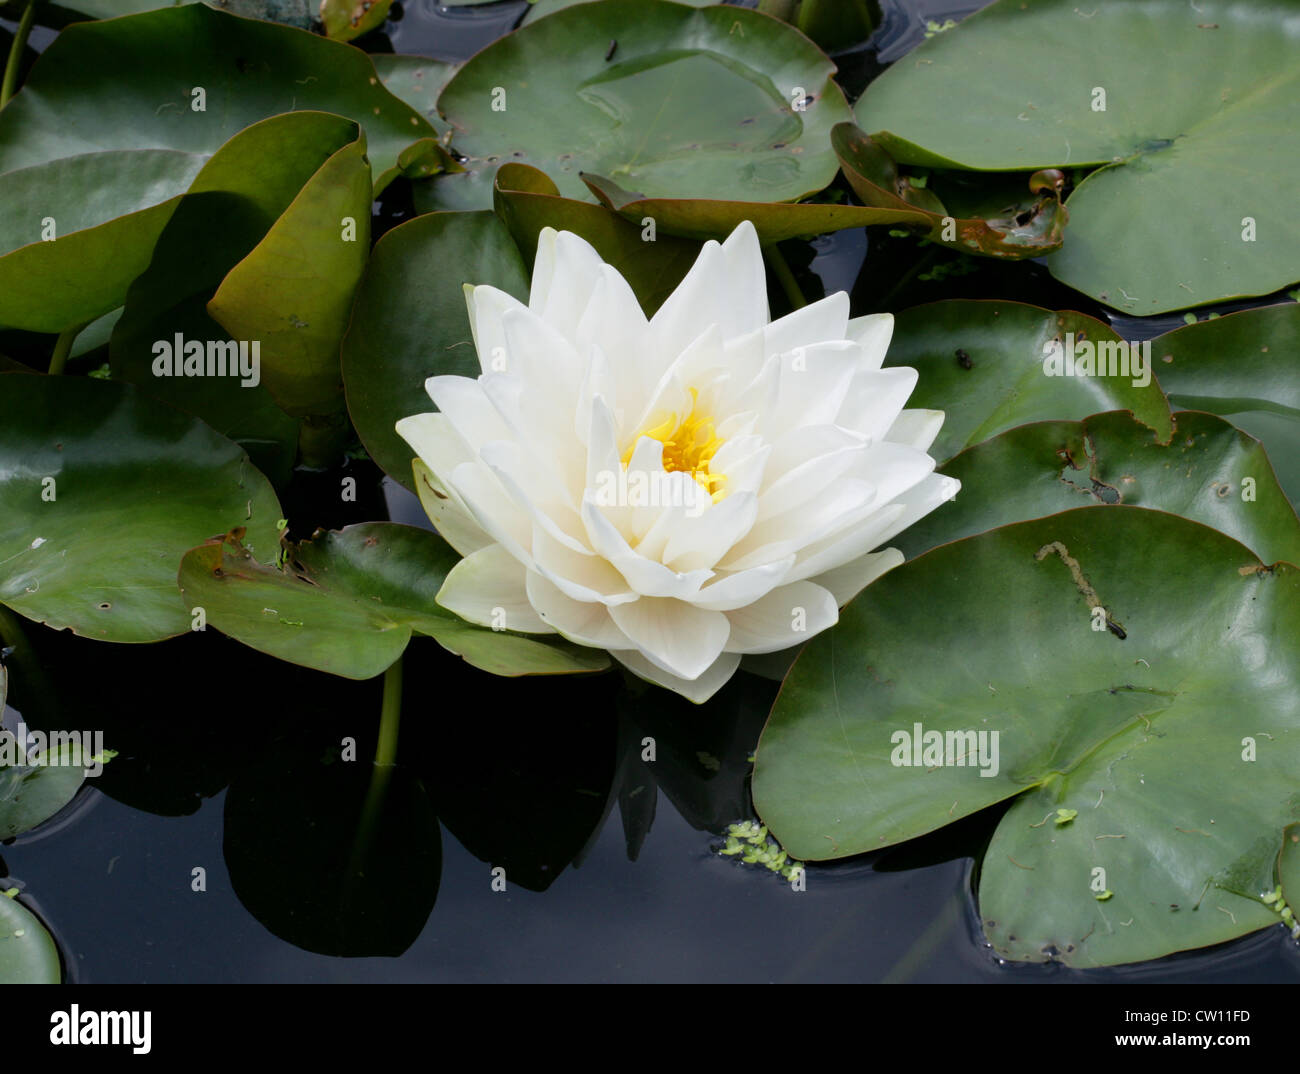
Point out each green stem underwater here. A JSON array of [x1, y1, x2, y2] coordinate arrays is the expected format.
[[765, 242, 807, 311], [1, 0, 36, 109], [375, 655, 403, 769], [47, 323, 83, 376]]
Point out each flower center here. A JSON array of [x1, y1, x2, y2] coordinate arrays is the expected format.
[[623, 387, 726, 502]]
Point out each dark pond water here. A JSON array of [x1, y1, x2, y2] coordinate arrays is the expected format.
[[2, 0, 1298, 984]]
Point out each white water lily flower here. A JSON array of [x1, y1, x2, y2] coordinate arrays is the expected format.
[[396, 221, 958, 703]]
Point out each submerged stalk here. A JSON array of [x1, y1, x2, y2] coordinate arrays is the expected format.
[[765, 242, 807, 311], [0, 0, 35, 109]]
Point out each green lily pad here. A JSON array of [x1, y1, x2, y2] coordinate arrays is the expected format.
[[0, 746, 86, 841], [428, 0, 854, 209], [832, 123, 1066, 258], [0, 893, 60, 984], [888, 300, 1173, 463], [177, 522, 610, 680], [852, 0, 1300, 312], [341, 210, 529, 489], [320, 0, 393, 40], [372, 54, 456, 138], [110, 112, 365, 484], [0, 150, 202, 333], [895, 410, 1300, 567], [1151, 303, 1300, 505], [494, 163, 702, 315], [0, 667, 87, 840], [522, 0, 715, 23], [0, 375, 282, 642], [208, 133, 371, 419], [753, 507, 1300, 966], [51, 0, 313, 25], [580, 170, 930, 245], [0, 3, 433, 195]]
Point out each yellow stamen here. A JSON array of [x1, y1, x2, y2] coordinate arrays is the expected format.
[[622, 387, 727, 502]]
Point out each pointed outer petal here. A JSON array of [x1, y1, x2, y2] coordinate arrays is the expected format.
[[648, 240, 726, 360], [763, 291, 850, 355], [395, 410, 480, 515], [608, 596, 731, 681], [724, 580, 838, 655], [846, 312, 894, 371], [531, 229, 609, 342], [575, 264, 649, 376], [582, 495, 713, 598], [466, 284, 529, 375], [768, 341, 862, 432], [524, 570, 634, 649], [720, 219, 768, 333], [478, 440, 588, 553], [691, 555, 796, 611], [446, 460, 535, 566], [574, 343, 617, 448], [845, 439, 937, 510], [663, 490, 759, 574], [809, 547, 905, 606], [721, 479, 877, 570], [528, 226, 559, 309], [498, 305, 585, 406], [835, 365, 920, 439], [757, 427, 868, 520], [885, 408, 945, 453], [867, 472, 962, 551], [530, 525, 638, 606], [611, 648, 742, 705], [784, 502, 906, 584], [624, 326, 715, 439], [411, 456, 494, 557], [424, 374, 518, 453], [436, 543, 553, 634]]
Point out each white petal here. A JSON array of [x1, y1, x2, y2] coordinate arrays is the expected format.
[[582, 496, 713, 598], [608, 596, 731, 681], [465, 284, 528, 376], [531, 525, 636, 606], [611, 649, 742, 704], [885, 408, 945, 453], [424, 375, 518, 452], [810, 547, 904, 606], [446, 460, 535, 566], [662, 489, 759, 573], [691, 556, 795, 611], [411, 457, 493, 557], [870, 472, 963, 550], [724, 581, 838, 654], [530, 228, 608, 341], [763, 292, 849, 354], [436, 543, 552, 633], [846, 312, 894, 370], [525, 570, 634, 648], [835, 365, 919, 439]]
